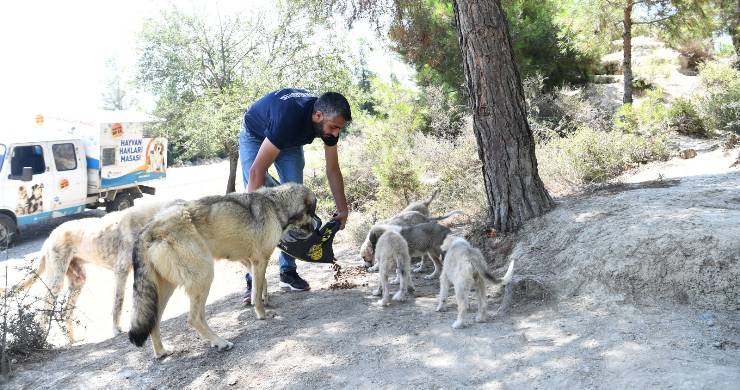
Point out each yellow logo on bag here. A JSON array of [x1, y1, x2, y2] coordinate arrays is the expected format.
[[308, 244, 323, 260]]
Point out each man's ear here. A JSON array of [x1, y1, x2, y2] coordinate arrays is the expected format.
[[312, 111, 323, 122]]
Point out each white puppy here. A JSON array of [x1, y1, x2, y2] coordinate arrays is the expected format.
[[371, 231, 414, 306], [436, 235, 515, 329]]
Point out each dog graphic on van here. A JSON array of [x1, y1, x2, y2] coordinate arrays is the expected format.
[[16, 186, 29, 215], [27, 184, 44, 214], [146, 138, 166, 173]]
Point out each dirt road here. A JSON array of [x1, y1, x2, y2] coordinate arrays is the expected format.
[[3, 150, 740, 389]]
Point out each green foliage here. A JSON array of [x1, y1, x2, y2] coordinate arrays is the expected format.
[[614, 88, 669, 135], [696, 61, 740, 133], [613, 104, 639, 134], [418, 83, 467, 139], [537, 126, 671, 191], [524, 74, 613, 142], [137, 4, 354, 163], [667, 97, 708, 137], [504, 0, 594, 86], [386, 0, 595, 98]]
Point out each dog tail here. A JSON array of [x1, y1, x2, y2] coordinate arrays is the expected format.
[[428, 210, 463, 222], [2, 242, 51, 295], [501, 258, 515, 286], [423, 188, 440, 207], [128, 237, 158, 347]]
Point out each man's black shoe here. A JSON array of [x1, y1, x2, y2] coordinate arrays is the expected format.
[[242, 277, 253, 305], [279, 270, 310, 291]]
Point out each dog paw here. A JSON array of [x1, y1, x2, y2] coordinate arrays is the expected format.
[[254, 309, 266, 320], [212, 339, 234, 351], [155, 349, 172, 359], [475, 314, 488, 323], [412, 266, 423, 273], [390, 277, 400, 285], [372, 288, 382, 296], [436, 304, 446, 312], [452, 320, 466, 329], [377, 299, 390, 307], [392, 292, 406, 302], [112, 327, 123, 336]]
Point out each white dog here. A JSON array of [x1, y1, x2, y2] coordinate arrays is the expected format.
[[3, 199, 179, 342], [436, 235, 515, 329], [371, 231, 414, 306]]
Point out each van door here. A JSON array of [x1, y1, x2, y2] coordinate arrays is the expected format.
[[50, 141, 87, 210], [8, 143, 55, 226]]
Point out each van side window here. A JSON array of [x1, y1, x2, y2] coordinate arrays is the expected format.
[[52, 143, 77, 171], [102, 147, 116, 166], [10, 145, 46, 175]]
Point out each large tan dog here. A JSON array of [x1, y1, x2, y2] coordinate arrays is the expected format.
[[5, 199, 179, 343], [128, 183, 317, 358]]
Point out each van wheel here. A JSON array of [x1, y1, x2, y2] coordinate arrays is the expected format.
[[106, 193, 134, 213], [0, 214, 17, 248]]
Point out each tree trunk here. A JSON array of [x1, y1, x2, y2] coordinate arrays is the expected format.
[[226, 153, 238, 193], [452, 0, 554, 233], [623, 0, 634, 104], [731, 2, 740, 67]]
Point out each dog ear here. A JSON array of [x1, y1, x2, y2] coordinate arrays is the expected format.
[[305, 191, 317, 217], [368, 227, 381, 248]]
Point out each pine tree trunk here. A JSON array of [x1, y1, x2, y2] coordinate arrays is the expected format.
[[731, 3, 740, 65], [226, 153, 238, 193], [452, 0, 554, 233], [623, 0, 634, 104]]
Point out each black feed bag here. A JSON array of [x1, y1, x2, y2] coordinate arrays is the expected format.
[[278, 215, 341, 264]]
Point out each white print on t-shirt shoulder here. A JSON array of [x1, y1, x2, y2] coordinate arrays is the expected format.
[[279, 92, 316, 100]]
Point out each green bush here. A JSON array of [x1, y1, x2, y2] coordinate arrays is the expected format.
[[667, 98, 708, 137], [537, 126, 671, 193], [614, 88, 669, 135], [696, 62, 740, 134]]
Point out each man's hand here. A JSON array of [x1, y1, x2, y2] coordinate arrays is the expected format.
[[331, 211, 348, 230], [325, 144, 349, 230]]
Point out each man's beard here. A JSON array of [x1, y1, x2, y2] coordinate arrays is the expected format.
[[314, 121, 337, 143]]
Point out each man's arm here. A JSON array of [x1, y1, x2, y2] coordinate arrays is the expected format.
[[324, 144, 349, 229], [247, 138, 280, 193]]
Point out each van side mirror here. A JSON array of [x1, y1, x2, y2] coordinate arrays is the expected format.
[[8, 167, 33, 181], [21, 167, 33, 181]]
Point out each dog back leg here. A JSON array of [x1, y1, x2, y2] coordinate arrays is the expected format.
[[378, 265, 391, 306], [452, 279, 472, 329], [424, 251, 443, 280], [64, 258, 86, 343], [150, 276, 175, 358], [436, 271, 450, 312], [111, 268, 128, 336], [185, 283, 233, 352], [111, 251, 132, 335], [250, 258, 270, 320], [475, 277, 488, 323], [37, 250, 73, 333], [392, 254, 411, 302], [412, 255, 425, 273]]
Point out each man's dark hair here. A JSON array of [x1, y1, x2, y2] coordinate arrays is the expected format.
[[314, 92, 352, 122]]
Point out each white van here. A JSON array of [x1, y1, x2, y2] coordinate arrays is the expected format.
[[0, 111, 167, 243]]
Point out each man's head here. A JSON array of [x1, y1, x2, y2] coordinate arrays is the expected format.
[[312, 92, 352, 144]]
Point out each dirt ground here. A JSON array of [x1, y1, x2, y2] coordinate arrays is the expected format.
[[2, 145, 739, 389]]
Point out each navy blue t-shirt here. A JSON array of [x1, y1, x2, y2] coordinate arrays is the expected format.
[[243, 88, 337, 149]]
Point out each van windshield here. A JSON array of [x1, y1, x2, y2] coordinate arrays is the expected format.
[[0, 144, 5, 172]]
